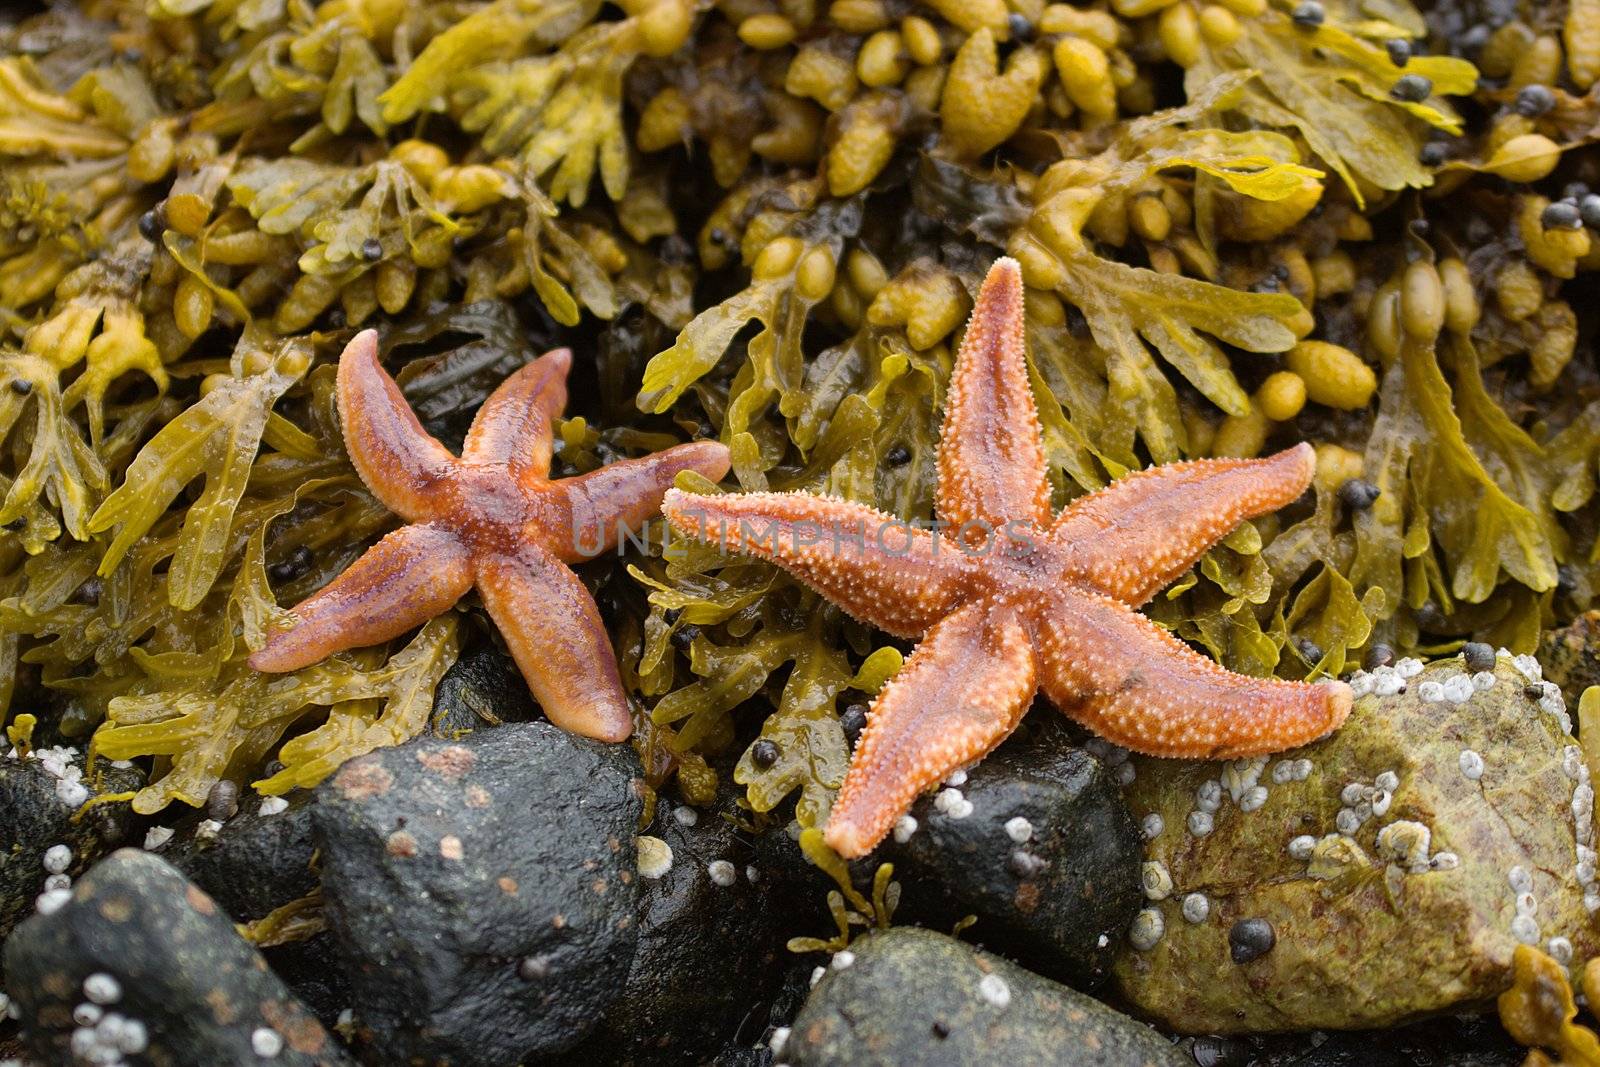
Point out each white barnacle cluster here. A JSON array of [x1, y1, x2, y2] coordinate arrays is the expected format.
[[10, 744, 91, 807], [1561, 743, 1600, 914], [933, 787, 973, 819], [1270, 757, 1314, 786], [1347, 658, 1424, 700], [1373, 820, 1452, 873], [1417, 651, 1497, 706], [1284, 764, 1456, 878], [892, 814, 919, 843], [1085, 738, 1136, 786], [1331, 769, 1401, 839], [68, 973, 149, 1067], [36, 842, 75, 908], [1132, 761, 1288, 949], [1185, 757, 1286, 841], [1507, 865, 1542, 945], [1511, 655, 1574, 733]]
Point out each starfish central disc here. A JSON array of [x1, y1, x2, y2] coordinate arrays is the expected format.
[[663, 257, 1351, 858], [251, 329, 730, 742]]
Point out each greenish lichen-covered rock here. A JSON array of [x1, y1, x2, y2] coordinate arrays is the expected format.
[[787, 927, 1186, 1067], [1114, 651, 1599, 1033]]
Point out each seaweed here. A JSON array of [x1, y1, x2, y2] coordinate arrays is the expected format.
[[1, 0, 1592, 834], [1173, 0, 1476, 199]]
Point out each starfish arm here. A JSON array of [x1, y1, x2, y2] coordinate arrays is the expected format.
[[249, 523, 472, 672], [1036, 589, 1352, 759], [936, 257, 1053, 541], [1049, 443, 1316, 605], [543, 441, 732, 562], [336, 329, 461, 523], [661, 488, 975, 638], [475, 546, 633, 742], [461, 347, 571, 486], [823, 601, 1038, 858]]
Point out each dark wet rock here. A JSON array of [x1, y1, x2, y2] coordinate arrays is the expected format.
[[550, 791, 787, 1066], [1540, 610, 1600, 705], [878, 732, 1142, 987], [0, 751, 144, 939], [163, 793, 319, 919], [785, 927, 1185, 1067], [1220, 1012, 1522, 1065], [162, 793, 348, 1024], [2, 849, 350, 1066], [313, 722, 642, 1065], [430, 640, 540, 735], [256, 931, 350, 1031]]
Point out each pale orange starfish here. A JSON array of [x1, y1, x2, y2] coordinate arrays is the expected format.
[[251, 329, 730, 741], [663, 257, 1352, 858]]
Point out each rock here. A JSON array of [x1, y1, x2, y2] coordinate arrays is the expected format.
[[1116, 651, 1600, 1032], [430, 639, 540, 736], [313, 722, 642, 1065], [163, 793, 319, 919], [1215, 1013, 1523, 1066], [161, 793, 348, 1023], [878, 726, 1141, 987], [785, 927, 1186, 1067], [1540, 611, 1600, 705], [549, 789, 787, 1066], [2, 849, 350, 1066], [0, 749, 144, 939]]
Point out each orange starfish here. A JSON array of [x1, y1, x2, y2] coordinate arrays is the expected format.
[[663, 258, 1352, 858], [251, 329, 730, 742]]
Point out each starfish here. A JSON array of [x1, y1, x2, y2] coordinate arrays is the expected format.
[[663, 257, 1352, 858], [251, 329, 730, 742]]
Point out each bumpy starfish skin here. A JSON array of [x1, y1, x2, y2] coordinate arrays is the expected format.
[[251, 329, 730, 742], [662, 258, 1352, 857]]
